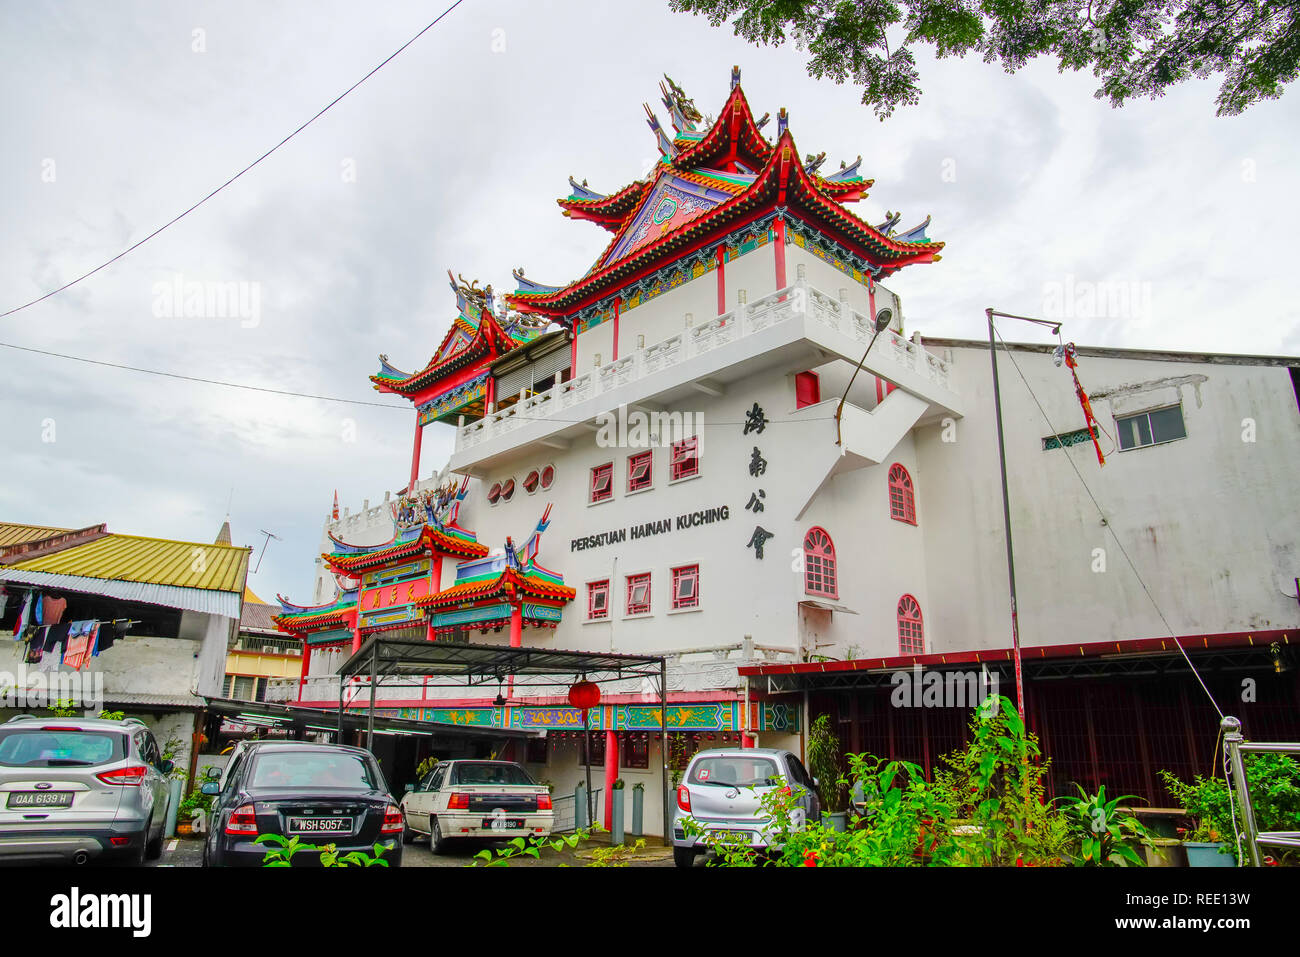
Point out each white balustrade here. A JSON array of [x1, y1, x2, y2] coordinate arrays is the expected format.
[[453, 280, 952, 451]]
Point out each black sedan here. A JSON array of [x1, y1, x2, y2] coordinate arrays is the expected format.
[[201, 741, 403, 867]]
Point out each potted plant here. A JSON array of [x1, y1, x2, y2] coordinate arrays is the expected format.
[[1162, 754, 1300, 867], [807, 714, 849, 830]]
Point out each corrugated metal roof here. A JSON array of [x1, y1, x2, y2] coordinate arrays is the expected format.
[[5, 533, 250, 593], [102, 691, 207, 709], [0, 569, 241, 618], [0, 522, 70, 547]]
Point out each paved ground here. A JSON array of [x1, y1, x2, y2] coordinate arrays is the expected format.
[[144, 834, 685, 867]]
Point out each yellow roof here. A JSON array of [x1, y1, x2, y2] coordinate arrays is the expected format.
[[244, 585, 270, 605], [0, 523, 70, 548], [5, 533, 250, 593]]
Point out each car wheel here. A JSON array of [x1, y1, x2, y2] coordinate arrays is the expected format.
[[430, 815, 449, 854], [201, 841, 211, 868], [673, 846, 697, 868], [402, 818, 417, 845]]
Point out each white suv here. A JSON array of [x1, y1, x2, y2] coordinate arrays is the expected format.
[[0, 715, 173, 864]]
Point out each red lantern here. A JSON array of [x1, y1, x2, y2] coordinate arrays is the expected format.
[[568, 680, 600, 711]]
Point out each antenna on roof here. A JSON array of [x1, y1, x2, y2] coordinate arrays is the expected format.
[[253, 529, 281, 574]]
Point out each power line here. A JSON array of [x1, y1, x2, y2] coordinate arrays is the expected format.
[[0, 0, 468, 320], [990, 326, 1225, 720], [0, 340, 408, 410]]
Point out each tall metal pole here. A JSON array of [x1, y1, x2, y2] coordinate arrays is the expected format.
[[987, 308, 1026, 718], [582, 706, 593, 829], [659, 658, 669, 847], [366, 643, 377, 752]]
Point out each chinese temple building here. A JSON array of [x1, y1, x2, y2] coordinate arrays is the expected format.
[[273, 70, 1299, 836]]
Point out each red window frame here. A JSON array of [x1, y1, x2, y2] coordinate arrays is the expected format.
[[523, 470, 540, 494], [627, 450, 653, 492], [587, 580, 609, 620], [888, 463, 916, 525], [487, 482, 502, 505], [590, 463, 613, 503], [803, 527, 838, 599], [626, 573, 651, 615], [670, 436, 699, 481], [540, 465, 555, 489], [500, 478, 516, 501], [671, 564, 699, 610], [898, 594, 924, 654], [795, 371, 821, 409]]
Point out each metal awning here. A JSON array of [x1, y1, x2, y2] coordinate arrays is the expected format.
[[337, 636, 665, 688], [202, 696, 533, 741], [0, 569, 241, 618]]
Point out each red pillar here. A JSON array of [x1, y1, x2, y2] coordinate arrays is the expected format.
[[485, 375, 496, 410], [570, 328, 578, 376], [715, 246, 726, 315], [297, 638, 310, 703], [612, 296, 621, 361], [506, 600, 522, 697], [773, 216, 787, 291], [603, 728, 619, 830], [350, 609, 361, 655], [409, 417, 424, 491]]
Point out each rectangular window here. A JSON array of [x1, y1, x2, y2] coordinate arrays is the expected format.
[[587, 580, 609, 620], [622, 736, 649, 770], [525, 737, 548, 765], [580, 732, 606, 767], [627, 450, 653, 492], [670, 436, 699, 481], [671, 564, 699, 610], [626, 573, 651, 616], [795, 371, 821, 408], [590, 462, 613, 502], [1116, 405, 1187, 451]]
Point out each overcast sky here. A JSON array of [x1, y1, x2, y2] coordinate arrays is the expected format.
[[2, 0, 1297, 604]]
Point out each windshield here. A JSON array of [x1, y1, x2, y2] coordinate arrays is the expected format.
[[0, 728, 124, 768], [689, 756, 780, 789], [248, 751, 377, 790], [451, 762, 534, 786]]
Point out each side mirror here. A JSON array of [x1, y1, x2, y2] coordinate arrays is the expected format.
[[200, 782, 220, 795], [159, 760, 174, 775], [812, 777, 820, 788], [404, 783, 416, 795], [205, 766, 221, 779]]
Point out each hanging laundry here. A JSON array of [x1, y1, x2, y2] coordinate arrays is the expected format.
[[0, 586, 8, 618], [33, 593, 43, 627], [41, 595, 67, 626], [63, 621, 95, 671], [93, 620, 120, 655], [24, 627, 46, 664], [12, 592, 33, 639], [43, 621, 71, 653]]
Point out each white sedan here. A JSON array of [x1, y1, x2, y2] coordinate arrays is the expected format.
[[401, 760, 554, 853]]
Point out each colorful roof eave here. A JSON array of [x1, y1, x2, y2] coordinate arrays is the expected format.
[[370, 311, 522, 398], [506, 132, 942, 319], [323, 529, 489, 576], [416, 567, 576, 610], [558, 180, 654, 230], [672, 83, 775, 173]]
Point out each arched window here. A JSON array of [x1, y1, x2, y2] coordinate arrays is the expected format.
[[803, 527, 838, 599], [898, 595, 924, 654], [888, 464, 916, 525]]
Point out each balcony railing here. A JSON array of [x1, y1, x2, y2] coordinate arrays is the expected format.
[[454, 280, 953, 454]]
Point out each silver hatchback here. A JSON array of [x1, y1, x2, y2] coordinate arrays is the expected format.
[[669, 747, 821, 867], [0, 715, 173, 864]]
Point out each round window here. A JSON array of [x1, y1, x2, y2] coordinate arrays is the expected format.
[[487, 482, 502, 505], [540, 465, 555, 489], [523, 470, 540, 494], [501, 478, 516, 501]]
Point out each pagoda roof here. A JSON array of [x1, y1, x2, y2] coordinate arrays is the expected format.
[[273, 591, 358, 633], [506, 78, 938, 320], [371, 273, 545, 404], [323, 524, 489, 577], [417, 564, 575, 610]]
